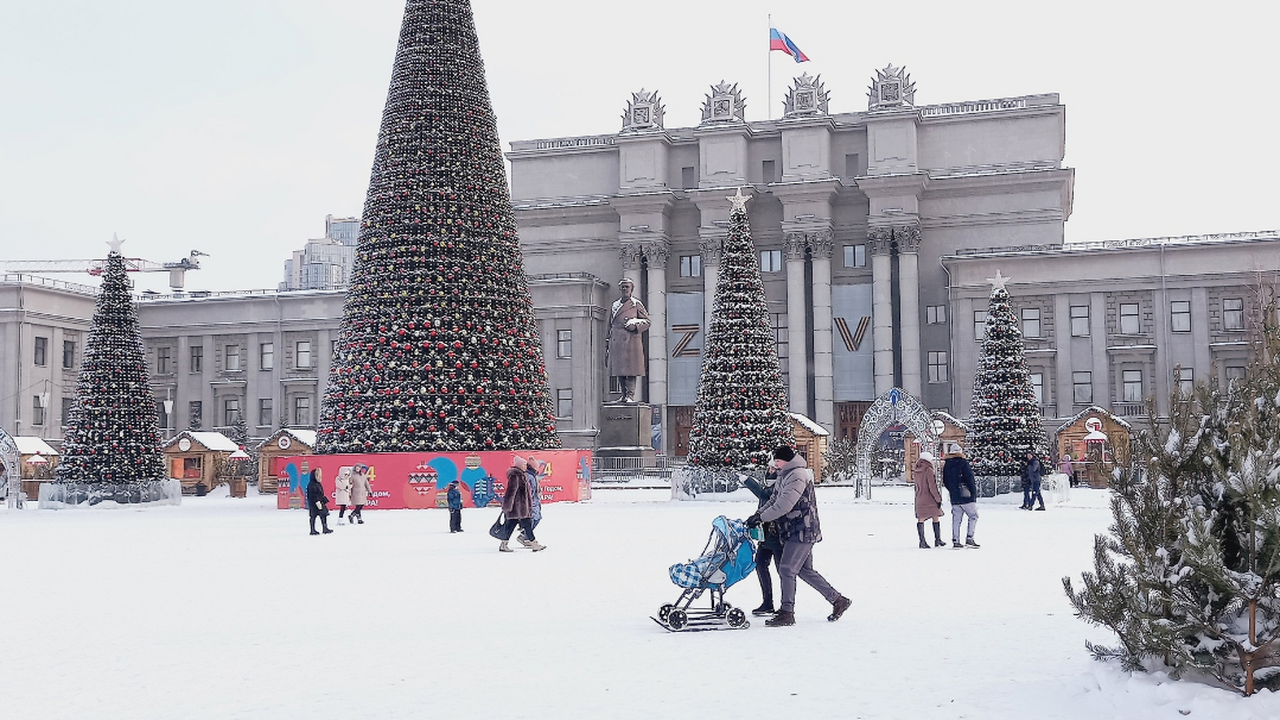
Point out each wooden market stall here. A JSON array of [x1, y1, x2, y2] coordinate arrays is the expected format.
[[903, 412, 969, 473], [256, 428, 316, 494], [789, 413, 830, 481], [161, 431, 239, 495], [1055, 406, 1132, 489], [14, 436, 58, 502]]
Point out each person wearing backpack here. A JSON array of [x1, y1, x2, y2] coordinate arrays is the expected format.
[[746, 446, 851, 627]]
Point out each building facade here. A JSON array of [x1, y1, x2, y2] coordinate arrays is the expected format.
[[280, 214, 361, 291]]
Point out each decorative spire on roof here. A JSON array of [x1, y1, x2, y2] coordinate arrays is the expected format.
[[700, 81, 747, 125], [783, 73, 830, 118], [868, 64, 916, 111], [621, 89, 665, 132]]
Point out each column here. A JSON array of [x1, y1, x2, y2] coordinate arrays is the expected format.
[[619, 243, 643, 291], [643, 240, 669, 453], [870, 227, 895, 395], [1054, 294, 1072, 419], [784, 232, 809, 416], [699, 236, 722, 335], [897, 225, 922, 398], [810, 231, 836, 430]]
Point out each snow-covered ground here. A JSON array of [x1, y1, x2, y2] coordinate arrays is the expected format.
[[3, 486, 1276, 719]]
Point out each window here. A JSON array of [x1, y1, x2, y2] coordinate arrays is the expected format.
[[556, 330, 572, 359], [62, 340, 76, 369], [762, 159, 777, 184], [1122, 370, 1144, 403], [293, 396, 312, 426], [1030, 372, 1044, 405], [32, 395, 45, 426], [224, 397, 241, 426], [61, 397, 73, 427], [156, 347, 172, 374], [844, 153, 860, 178], [843, 244, 866, 268], [556, 388, 573, 418], [296, 341, 312, 369], [681, 166, 696, 189], [1170, 300, 1191, 333], [679, 255, 702, 278], [34, 336, 47, 366], [1223, 298, 1245, 331], [1073, 372, 1093, 404], [926, 305, 947, 325], [259, 398, 273, 428], [260, 343, 274, 370], [771, 312, 789, 376], [190, 345, 203, 373], [189, 401, 203, 429], [1177, 367, 1194, 395], [1119, 303, 1140, 334], [331, 340, 339, 362], [225, 344, 241, 372], [1021, 308, 1041, 338], [974, 310, 988, 342], [1070, 305, 1090, 337], [156, 400, 169, 430], [1226, 365, 1247, 383], [760, 250, 783, 273], [927, 351, 948, 383]]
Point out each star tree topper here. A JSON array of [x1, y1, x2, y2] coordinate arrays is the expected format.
[[107, 234, 125, 255], [987, 269, 1011, 292], [728, 187, 750, 213]]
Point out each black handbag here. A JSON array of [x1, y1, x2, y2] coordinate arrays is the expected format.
[[489, 512, 512, 540]]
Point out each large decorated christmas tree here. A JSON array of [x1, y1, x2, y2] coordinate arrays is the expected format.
[[686, 189, 794, 470], [967, 271, 1047, 476], [55, 240, 167, 486], [316, 0, 558, 453]]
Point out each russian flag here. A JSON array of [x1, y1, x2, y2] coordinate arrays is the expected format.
[[769, 27, 809, 63]]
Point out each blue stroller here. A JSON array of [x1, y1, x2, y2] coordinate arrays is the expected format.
[[653, 515, 756, 632]]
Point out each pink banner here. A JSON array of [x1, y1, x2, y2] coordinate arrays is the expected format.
[[276, 450, 592, 510]]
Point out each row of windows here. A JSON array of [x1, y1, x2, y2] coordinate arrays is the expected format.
[[970, 299, 1247, 341], [31, 338, 77, 369], [678, 154, 863, 190], [675, 244, 870, 279], [155, 341, 324, 375], [156, 396, 313, 430]]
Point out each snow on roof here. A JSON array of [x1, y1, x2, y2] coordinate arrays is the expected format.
[[789, 413, 830, 436], [13, 436, 58, 456], [281, 429, 317, 447], [163, 431, 239, 453], [1054, 405, 1133, 435], [931, 411, 970, 431]]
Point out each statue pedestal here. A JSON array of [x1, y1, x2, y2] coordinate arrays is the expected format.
[[596, 402, 656, 467]]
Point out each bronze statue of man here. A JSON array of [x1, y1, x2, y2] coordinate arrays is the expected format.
[[606, 278, 650, 403]]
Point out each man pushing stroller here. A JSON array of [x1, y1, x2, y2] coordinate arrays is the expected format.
[[747, 446, 852, 627]]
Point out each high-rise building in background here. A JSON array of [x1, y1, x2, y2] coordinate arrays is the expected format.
[[279, 214, 360, 291]]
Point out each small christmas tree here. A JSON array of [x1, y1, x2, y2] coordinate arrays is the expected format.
[[967, 271, 1047, 476], [686, 189, 794, 471], [55, 240, 166, 486], [316, 0, 559, 453]]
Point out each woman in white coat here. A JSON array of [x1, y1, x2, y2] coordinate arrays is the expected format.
[[334, 467, 354, 524], [349, 464, 372, 524]]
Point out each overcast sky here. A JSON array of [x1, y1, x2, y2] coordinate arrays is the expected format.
[[1, 0, 1276, 293]]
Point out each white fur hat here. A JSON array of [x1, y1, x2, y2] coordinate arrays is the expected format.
[[918, 451, 935, 464]]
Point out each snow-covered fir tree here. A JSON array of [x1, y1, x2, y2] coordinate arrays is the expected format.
[[967, 272, 1047, 476], [316, 0, 558, 453], [686, 189, 793, 470], [54, 241, 166, 485]]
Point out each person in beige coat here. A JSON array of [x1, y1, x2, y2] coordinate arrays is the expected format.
[[348, 463, 372, 525], [334, 466, 354, 524], [911, 452, 946, 549]]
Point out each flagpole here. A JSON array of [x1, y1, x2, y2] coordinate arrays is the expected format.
[[767, 14, 772, 120]]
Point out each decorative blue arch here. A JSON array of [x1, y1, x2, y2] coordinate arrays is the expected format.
[[854, 388, 937, 499]]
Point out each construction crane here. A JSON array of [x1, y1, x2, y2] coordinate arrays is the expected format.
[[1, 248, 209, 292]]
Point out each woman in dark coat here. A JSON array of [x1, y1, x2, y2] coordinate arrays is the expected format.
[[497, 455, 544, 552], [305, 469, 333, 535], [744, 468, 783, 615], [911, 452, 946, 549]]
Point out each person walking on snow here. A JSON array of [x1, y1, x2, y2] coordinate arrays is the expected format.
[[334, 466, 353, 524], [747, 446, 851, 627], [305, 469, 333, 536], [447, 480, 463, 533], [743, 466, 783, 615], [1020, 451, 1045, 511], [911, 452, 946, 549], [498, 455, 543, 552], [942, 444, 980, 548], [516, 457, 543, 548], [348, 463, 371, 524]]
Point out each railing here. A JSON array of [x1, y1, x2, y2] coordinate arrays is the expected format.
[[1111, 402, 1146, 417], [919, 98, 1027, 117], [590, 454, 677, 484], [953, 230, 1280, 258], [0, 273, 98, 295]]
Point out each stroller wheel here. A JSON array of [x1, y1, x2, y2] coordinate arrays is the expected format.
[[667, 608, 688, 631], [727, 607, 748, 628], [658, 604, 674, 622]]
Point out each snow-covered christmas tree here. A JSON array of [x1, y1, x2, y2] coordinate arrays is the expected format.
[[686, 189, 794, 471], [967, 271, 1047, 477], [316, 0, 558, 454], [54, 239, 167, 488]]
